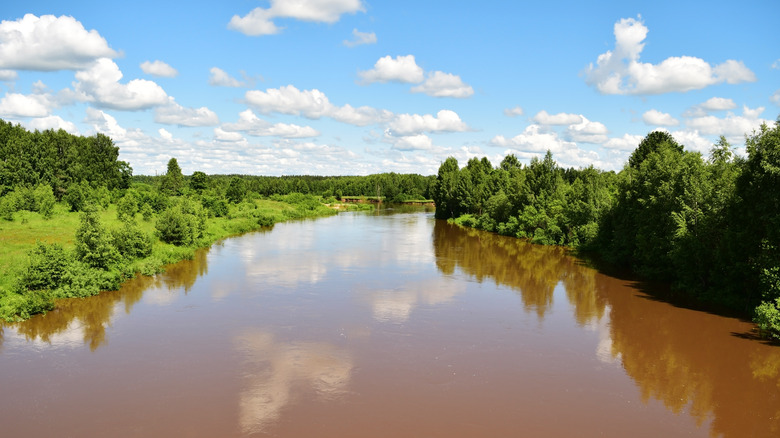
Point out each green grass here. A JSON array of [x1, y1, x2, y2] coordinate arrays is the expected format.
[[0, 195, 340, 321]]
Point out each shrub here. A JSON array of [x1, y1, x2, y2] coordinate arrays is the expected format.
[[19, 242, 71, 291], [117, 190, 139, 221], [64, 181, 89, 212], [0, 194, 17, 221], [140, 203, 154, 221], [0, 289, 54, 322], [33, 184, 55, 219], [75, 206, 120, 269], [112, 221, 153, 259], [754, 298, 780, 340], [202, 195, 229, 217], [156, 201, 205, 246], [156, 206, 192, 245]]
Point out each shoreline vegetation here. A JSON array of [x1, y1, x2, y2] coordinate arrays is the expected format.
[[431, 119, 780, 340]]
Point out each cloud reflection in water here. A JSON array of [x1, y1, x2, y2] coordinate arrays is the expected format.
[[234, 330, 353, 434]]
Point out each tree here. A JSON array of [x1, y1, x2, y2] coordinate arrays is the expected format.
[[160, 157, 184, 195], [226, 177, 246, 204], [75, 206, 119, 270], [190, 171, 209, 192], [432, 157, 462, 219], [628, 131, 682, 170]]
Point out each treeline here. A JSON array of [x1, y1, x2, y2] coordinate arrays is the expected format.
[[0, 120, 131, 197], [133, 172, 436, 202], [431, 122, 780, 338]]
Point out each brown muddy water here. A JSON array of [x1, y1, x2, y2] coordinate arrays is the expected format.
[[1, 209, 778, 437]]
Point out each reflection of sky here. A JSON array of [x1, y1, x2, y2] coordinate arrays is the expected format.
[[585, 305, 620, 364], [233, 213, 437, 292], [370, 278, 466, 323], [234, 330, 353, 435]]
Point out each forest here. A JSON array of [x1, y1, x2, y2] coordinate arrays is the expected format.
[[431, 120, 780, 339]]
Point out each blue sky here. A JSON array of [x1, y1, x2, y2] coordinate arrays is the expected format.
[[1, 0, 778, 175]]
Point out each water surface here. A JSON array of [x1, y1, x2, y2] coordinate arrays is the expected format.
[[1, 210, 778, 437]]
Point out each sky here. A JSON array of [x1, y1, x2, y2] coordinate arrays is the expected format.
[[1, 0, 778, 176]]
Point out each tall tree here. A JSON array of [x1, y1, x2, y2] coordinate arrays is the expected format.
[[160, 157, 184, 196]]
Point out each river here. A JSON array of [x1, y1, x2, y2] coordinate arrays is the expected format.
[[1, 209, 778, 437]]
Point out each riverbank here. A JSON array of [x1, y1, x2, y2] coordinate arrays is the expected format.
[[0, 194, 361, 322]]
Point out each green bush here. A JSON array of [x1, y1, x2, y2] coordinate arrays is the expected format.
[[64, 181, 89, 212], [75, 206, 120, 269], [33, 184, 55, 219], [112, 221, 153, 259], [0, 194, 16, 221], [117, 190, 139, 221], [155, 201, 205, 246], [54, 261, 111, 298], [140, 203, 154, 221], [19, 242, 71, 291], [754, 298, 780, 340], [0, 289, 54, 321]]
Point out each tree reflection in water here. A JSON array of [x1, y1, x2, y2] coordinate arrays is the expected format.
[[432, 219, 780, 438], [3, 248, 209, 351]]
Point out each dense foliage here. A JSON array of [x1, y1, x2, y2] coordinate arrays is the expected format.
[[0, 120, 131, 198], [133, 172, 436, 203], [432, 120, 780, 338]]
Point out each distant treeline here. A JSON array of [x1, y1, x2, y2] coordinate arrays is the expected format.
[[0, 120, 131, 198], [431, 121, 780, 337], [134, 172, 436, 202]]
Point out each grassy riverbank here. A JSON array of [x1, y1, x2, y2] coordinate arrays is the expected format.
[[0, 193, 358, 322]]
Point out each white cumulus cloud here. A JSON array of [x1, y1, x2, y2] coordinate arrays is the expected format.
[[214, 127, 245, 142], [686, 105, 770, 137], [246, 85, 332, 117], [603, 133, 644, 151], [504, 106, 524, 117], [343, 28, 376, 47], [566, 116, 609, 143], [358, 55, 424, 84], [209, 67, 245, 87], [0, 92, 52, 117], [28, 115, 78, 134], [388, 110, 469, 136], [0, 70, 18, 81], [532, 110, 582, 125], [84, 107, 127, 140], [0, 14, 117, 71], [73, 58, 168, 110], [491, 124, 574, 153], [385, 133, 435, 152], [154, 99, 219, 127], [229, 0, 365, 36], [223, 109, 320, 138], [584, 16, 756, 95], [683, 97, 738, 117], [772, 90, 780, 106], [642, 109, 679, 126], [700, 97, 737, 111], [140, 60, 178, 78], [411, 71, 473, 98], [245, 85, 392, 126], [158, 128, 173, 141]]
